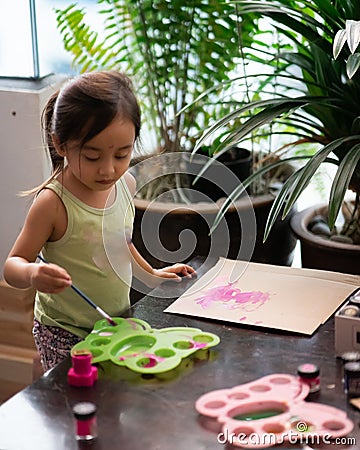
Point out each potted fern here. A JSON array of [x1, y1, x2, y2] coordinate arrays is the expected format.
[[194, 0, 360, 274], [55, 1, 248, 155]]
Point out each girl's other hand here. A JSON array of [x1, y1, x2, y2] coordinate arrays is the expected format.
[[28, 262, 72, 293], [153, 263, 197, 282]]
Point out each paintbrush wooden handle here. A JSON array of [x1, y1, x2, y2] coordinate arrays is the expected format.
[[70, 284, 98, 310]]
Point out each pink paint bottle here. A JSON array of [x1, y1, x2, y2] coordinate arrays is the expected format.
[[73, 402, 98, 441], [297, 363, 320, 393]]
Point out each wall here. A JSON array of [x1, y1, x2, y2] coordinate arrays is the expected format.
[[0, 74, 66, 401]]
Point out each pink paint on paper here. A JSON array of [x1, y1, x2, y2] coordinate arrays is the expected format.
[[195, 284, 270, 313]]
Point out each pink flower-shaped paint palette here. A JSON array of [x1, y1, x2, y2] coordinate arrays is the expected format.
[[71, 317, 220, 374], [196, 374, 353, 448]]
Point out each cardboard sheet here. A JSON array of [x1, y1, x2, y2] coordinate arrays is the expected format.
[[164, 258, 360, 335]]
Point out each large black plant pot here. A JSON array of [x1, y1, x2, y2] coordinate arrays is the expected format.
[[130, 151, 297, 280], [290, 205, 360, 275], [183, 147, 252, 202], [133, 193, 297, 269]]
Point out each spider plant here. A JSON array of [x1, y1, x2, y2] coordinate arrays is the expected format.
[[193, 0, 360, 244]]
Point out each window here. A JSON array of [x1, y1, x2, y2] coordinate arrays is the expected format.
[[0, 1, 35, 77], [0, 0, 99, 78]]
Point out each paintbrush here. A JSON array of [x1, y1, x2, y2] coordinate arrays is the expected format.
[[37, 254, 117, 326]]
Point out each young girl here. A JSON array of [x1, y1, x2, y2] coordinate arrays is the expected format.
[[3, 70, 195, 372]]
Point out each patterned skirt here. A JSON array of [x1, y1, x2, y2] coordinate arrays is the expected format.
[[32, 318, 82, 372]]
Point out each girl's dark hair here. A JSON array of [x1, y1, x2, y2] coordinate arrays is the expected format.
[[27, 70, 141, 195]]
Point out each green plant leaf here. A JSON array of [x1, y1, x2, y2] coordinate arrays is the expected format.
[[193, 96, 327, 182], [328, 142, 360, 228], [333, 29, 347, 59], [263, 168, 304, 241], [347, 53, 360, 78], [283, 135, 360, 217], [346, 19, 360, 54], [209, 155, 311, 235]]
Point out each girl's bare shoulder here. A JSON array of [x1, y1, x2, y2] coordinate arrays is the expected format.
[[32, 186, 64, 211], [123, 171, 136, 197], [27, 187, 66, 227], [29, 187, 67, 241]]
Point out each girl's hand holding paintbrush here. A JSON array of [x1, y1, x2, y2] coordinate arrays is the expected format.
[[4, 255, 72, 294], [37, 255, 117, 326], [29, 260, 72, 294]]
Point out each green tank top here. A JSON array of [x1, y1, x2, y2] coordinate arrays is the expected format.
[[34, 177, 134, 338]]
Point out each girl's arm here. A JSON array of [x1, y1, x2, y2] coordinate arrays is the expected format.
[[3, 190, 72, 293], [123, 171, 196, 286], [129, 242, 196, 287]]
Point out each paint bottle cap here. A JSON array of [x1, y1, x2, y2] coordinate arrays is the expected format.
[[349, 292, 360, 305], [297, 363, 320, 378], [71, 350, 93, 374], [341, 352, 360, 364], [340, 305, 360, 317], [344, 362, 360, 379], [68, 350, 98, 387], [73, 402, 97, 420]]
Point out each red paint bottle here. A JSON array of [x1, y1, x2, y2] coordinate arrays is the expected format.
[[72, 402, 98, 441], [297, 363, 320, 393]]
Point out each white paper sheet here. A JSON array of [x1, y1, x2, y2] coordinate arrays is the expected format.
[[164, 258, 360, 335]]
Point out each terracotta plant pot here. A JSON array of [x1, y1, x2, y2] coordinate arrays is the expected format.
[[290, 205, 360, 275]]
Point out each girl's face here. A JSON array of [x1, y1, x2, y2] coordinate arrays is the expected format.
[[59, 116, 135, 192]]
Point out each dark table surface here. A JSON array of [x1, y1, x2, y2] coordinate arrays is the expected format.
[[0, 257, 359, 450]]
